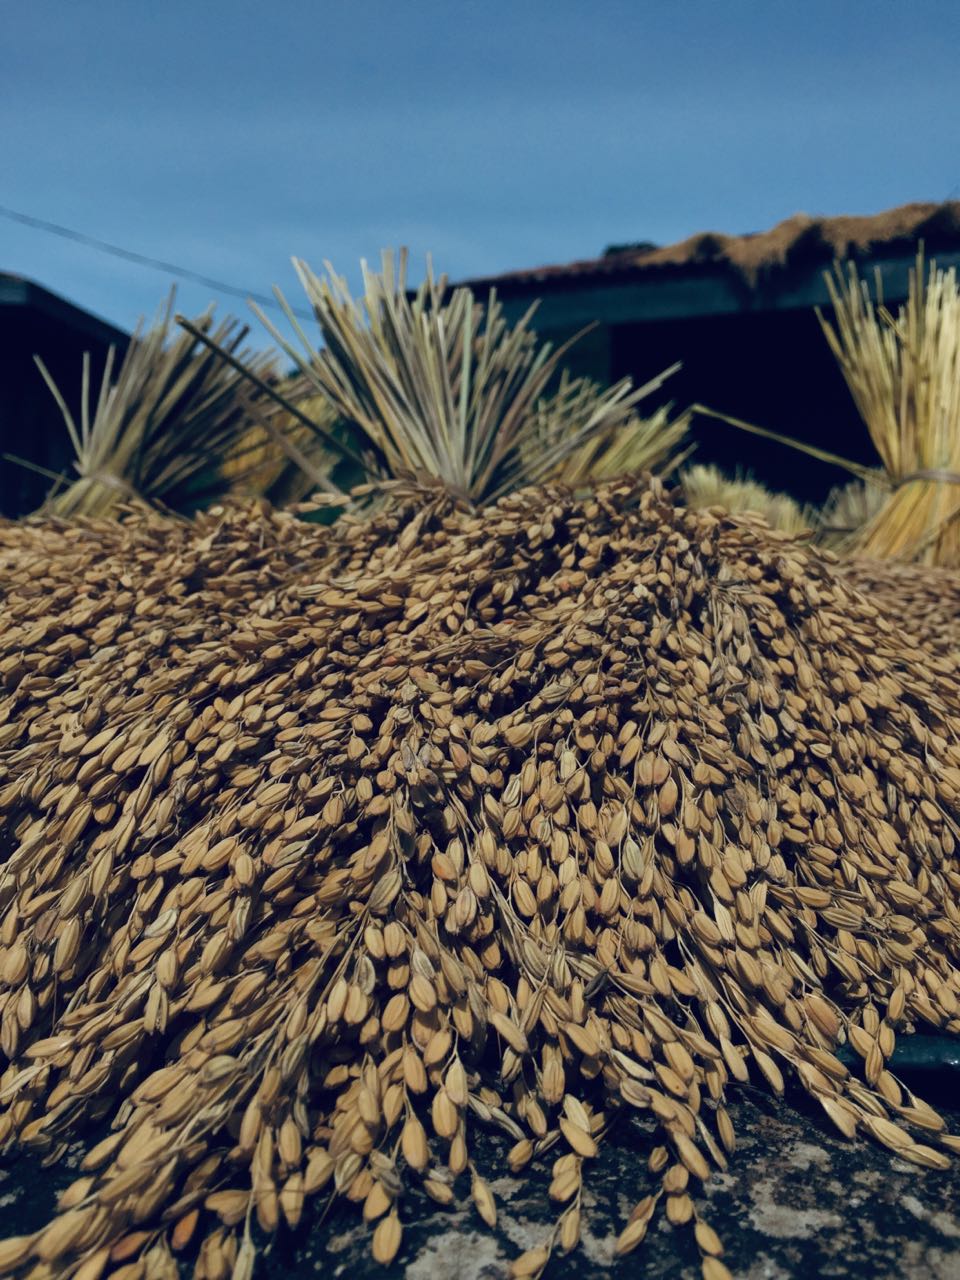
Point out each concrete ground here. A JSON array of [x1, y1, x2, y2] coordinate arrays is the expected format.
[[3, 1073, 960, 1278]]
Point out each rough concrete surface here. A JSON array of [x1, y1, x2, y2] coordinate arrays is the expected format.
[[3, 1082, 960, 1278]]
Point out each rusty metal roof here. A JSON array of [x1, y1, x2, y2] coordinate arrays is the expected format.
[[460, 201, 960, 295]]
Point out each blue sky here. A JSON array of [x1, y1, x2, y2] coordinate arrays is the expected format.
[[3, 1, 959, 348]]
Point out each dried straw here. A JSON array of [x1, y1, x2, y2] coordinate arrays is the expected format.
[[694, 249, 960, 566], [530, 371, 691, 487], [34, 292, 278, 519], [817, 250, 960, 564], [817, 473, 888, 549], [239, 250, 673, 505], [680, 464, 817, 535], [220, 382, 345, 506]]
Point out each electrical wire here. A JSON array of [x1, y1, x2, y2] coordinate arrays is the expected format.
[[0, 202, 315, 320]]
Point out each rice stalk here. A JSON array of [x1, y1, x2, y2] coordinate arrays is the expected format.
[[241, 249, 673, 505], [680, 463, 817, 534], [34, 291, 278, 518], [817, 472, 888, 549], [816, 249, 960, 564], [529, 371, 691, 487], [1, 477, 960, 1277], [219, 380, 346, 505], [694, 249, 960, 566]]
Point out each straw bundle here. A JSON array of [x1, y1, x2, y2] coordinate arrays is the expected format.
[[220, 384, 343, 505], [817, 472, 888, 549], [815, 250, 960, 564], [680, 464, 817, 535], [691, 250, 960, 566], [35, 292, 277, 518], [239, 250, 670, 506], [529, 371, 691, 487]]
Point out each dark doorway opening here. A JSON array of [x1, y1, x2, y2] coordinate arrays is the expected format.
[[610, 308, 878, 503]]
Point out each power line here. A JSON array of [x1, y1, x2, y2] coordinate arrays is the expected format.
[[0, 202, 315, 320]]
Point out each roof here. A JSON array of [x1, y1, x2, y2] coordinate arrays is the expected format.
[[0, 272, 128, 348], [462, 201, 960, 296]]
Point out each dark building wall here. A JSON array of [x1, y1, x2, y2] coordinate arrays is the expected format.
[[0, 307, 125, 517], [540, 322, 614, 387]]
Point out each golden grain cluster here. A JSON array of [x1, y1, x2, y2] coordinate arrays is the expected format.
[[842, 557, 960, 653], [0, 477, 959, 1279]]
